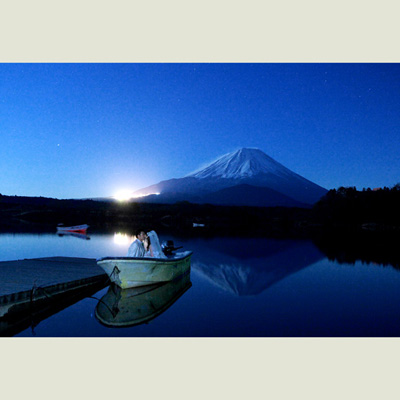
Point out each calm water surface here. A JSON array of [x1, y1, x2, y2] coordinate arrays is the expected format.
[[1, 231, 400, 337]]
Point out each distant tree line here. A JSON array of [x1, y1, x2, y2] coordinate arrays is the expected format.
[[313, 184, 400, 229], [0, 193, 313, 236], [2, 184, 400, 235]]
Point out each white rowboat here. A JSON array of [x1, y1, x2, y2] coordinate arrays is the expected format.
[[96, 251, 192, 289]]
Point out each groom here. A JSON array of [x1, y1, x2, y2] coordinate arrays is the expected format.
[[127, 229, 147, 257]]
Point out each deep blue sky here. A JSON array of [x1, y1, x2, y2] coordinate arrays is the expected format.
[[1, 63, 399, 199]]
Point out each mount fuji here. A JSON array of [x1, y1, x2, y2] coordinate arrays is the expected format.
[[132, 148, 328, 207]]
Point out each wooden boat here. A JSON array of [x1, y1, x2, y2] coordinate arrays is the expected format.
[[96, 251, 192, 289], [95, 272, 191, 327], [56, 224, 89, 234]]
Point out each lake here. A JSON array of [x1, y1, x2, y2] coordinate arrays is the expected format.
[[1, 229, 400, 337]]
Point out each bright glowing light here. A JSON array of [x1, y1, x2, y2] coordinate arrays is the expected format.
[[114, 190, 133, 201], [113, 232, 135, 245]]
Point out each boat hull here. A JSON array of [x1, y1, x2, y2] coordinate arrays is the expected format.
[[97, 251, 192, 289]]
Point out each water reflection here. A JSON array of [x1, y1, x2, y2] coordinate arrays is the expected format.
[[113, 232, 135, 246], [313, 232, 400, 269], [95, 272, 192, 327], [191, 238, 324, 296], [57, 232, 91, 240], [0, 276, 108, 337], [2, 231, 400, 337]]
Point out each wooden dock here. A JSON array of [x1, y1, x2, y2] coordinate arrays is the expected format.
[[0, 257, 109, 336], [0, 256, 107, 296]]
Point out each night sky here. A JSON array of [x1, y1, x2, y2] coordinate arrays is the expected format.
[[1, 63, 399, 199]]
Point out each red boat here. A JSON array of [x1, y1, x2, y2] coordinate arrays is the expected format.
[[56, 224, 89, 234]]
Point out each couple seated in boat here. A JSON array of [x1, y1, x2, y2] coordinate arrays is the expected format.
[[128, 229, 167, 259]]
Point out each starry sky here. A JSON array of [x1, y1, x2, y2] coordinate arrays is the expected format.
[[1, 63, 399, 199]]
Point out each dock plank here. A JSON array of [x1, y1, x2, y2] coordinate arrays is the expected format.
[[0, 257, 106, 296]]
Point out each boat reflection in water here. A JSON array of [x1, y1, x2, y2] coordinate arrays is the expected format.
[[57, 232, 90, 240], [95, 271, 192, 328], [191, 238, 325, 296]]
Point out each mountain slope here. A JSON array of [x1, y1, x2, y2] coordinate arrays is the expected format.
[[200, 184, 308, 208], [132, 148, 327, 206]]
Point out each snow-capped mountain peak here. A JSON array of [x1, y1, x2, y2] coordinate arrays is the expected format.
[[132, 147, 328, 206], [186, 148, 291, 179]]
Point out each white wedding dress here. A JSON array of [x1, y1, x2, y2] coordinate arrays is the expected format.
[[145, 230, 167, 259]]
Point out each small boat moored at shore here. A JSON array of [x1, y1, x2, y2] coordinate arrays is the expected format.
[[97, 251, 193, 289], [56, 224, 89, 234]]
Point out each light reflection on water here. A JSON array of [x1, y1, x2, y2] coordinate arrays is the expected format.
[[0, 232, 132, 262], [1, 232, 400, 337], [113, 232, 135, 246]]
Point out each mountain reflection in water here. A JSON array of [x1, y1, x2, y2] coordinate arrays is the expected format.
[[190, 238, 324, 296]]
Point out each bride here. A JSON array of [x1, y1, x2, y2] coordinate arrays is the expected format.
[[144, 230, 167, 258]]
